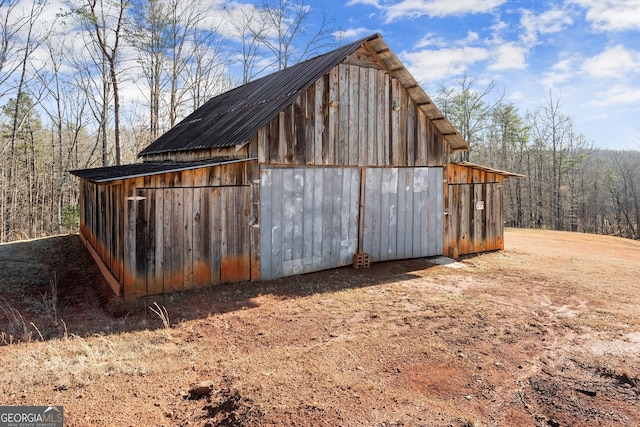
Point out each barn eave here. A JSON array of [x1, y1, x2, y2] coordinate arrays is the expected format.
[[70, 158, 257, 183]]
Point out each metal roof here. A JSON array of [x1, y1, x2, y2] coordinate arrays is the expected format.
[[139, 33, 469, 157], [70, 158, 255, 183], [451, 162, 525, 178]]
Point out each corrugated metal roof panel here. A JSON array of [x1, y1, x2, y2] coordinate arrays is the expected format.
[[451, 162, 525, 178], [70, 158, 255, 183]]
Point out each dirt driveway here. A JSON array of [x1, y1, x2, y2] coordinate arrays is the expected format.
[[0, 228, 639, 426]]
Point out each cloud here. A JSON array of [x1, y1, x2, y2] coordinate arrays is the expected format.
[[401, 46, 489, 81], [349, 0, 506, 22], [542, 57, 577, 87], [589, 84, 640, 106], [334, 27, 373, 41], [346, 0, 381, 6], [582, 45, 640, 79], [569, 0, 640, 31], [414, 33, 447, 49], [519, 6, 574, 45], [489, 42, 527, 70]]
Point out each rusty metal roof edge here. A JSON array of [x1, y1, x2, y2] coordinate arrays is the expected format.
[[451, 161, 525, 178], [70, 158, 258, 183]]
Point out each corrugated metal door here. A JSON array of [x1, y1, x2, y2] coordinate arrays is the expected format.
[[260, 167, 360, 280], [260, 166, 444, 280], [362, 167, 444, 261]]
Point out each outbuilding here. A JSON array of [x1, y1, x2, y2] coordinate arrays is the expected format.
[[71, 33, 519, 299]]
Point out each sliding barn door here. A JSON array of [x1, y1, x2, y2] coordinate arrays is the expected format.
[[260, 167, 360, 280], [361, 167, 444, 261], [260, 166, 445, 281]]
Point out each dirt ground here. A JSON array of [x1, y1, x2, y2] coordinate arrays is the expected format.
[[0, 228, 639, 426]]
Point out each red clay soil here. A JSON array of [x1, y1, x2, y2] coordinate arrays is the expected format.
[[0, 228, 639, 426]]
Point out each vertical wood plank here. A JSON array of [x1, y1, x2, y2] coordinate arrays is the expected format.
[[153, 189, 165, 294], [145, 189, 157, 295], [220, 187, 250, 283], [171, 188, 184, 292], [210, 188, 222, 285], [397, 168, 407, 258], [407, 99, 415, 167], [378, 72, 393, 166], [123, 180, 137, 298], [162, 188, 173, 291], [338, 64, 349, 165], [134, 193, 147, 296], [271, 169, 284, 279], [433, 167, 445, 255], [183, 187, 194, 289], [312, 168, 324, 271], [390, 79, 400, 166], [278, 111, 288, 163], [249, 165, 261, 281], [411, 169, 424, 257], [313, 78, 325, 165], [325, 72, 338, 165], [348, 167, 360, 262], [379, 168, 391, 260], [291, 168, 304, 275], [321, 168, 335, 269], [192, 187, 212, 287], [387, 168, 398, 260], [356, 67, 367, 166], [416, 109, 427, 165], [302, 168, 314, 273], [259, 169, 273, 280], [258, 128, 267, 164], [367, 69, 376, 166], [281, 168, 294, 276]]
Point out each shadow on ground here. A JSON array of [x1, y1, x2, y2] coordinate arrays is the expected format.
[[0, 234, 448, 343]]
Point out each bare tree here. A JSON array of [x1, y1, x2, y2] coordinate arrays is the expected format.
[[185, 21, 232, 109], [608, 151, 640, 239], [256, 0, 337, 70], [530, 91, 572, 230], [225, 4, 268, 84], [1, 0, 48, 241], [484, 103, 529, 227], [0, 0, 27, 98], [80, 0, 126, 166], [126, 0, 168, 141], [37, 34, 90, 232], [65, 30, 114, 169], [436, 74, 504, 162]]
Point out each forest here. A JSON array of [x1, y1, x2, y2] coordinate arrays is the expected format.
[[1, 0, 638, 243]]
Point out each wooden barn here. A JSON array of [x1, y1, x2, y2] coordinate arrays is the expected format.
[[71, 33, 519, 299]]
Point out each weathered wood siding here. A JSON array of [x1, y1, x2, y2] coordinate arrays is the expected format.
[[260, 166, 444, 280], [79, 179, 125, 295], [260, 167, 360, 280], [78, 160, 258, 298], [131, 186, 250, 297], [362, 167, 443, 261], [140, 146, 251, 162], [445, 164, 505, 257], [256, 63, 448, 168]]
